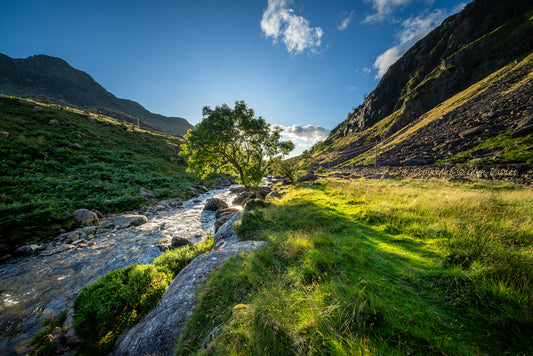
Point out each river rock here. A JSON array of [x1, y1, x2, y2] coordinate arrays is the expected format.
[[15, 244, 43, 255], [214, 209, 239, 233], [257, 186, 272, 199], [213, 213, 241, 250], [265, 191, 282, 201], [171, 236, 192, 248], [203, 198, 229, 211], [112, 240, 267, 356], [232, 191, 255, 206], [73, 209, 99, 226], [217, 177, 232, 186], [112, 214, 148, 228], [229, 185, 246, 194]]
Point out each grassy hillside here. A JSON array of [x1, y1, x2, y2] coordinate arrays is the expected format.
[[176, 178, 532, 355], [0, 54, 194, 136], [0, 96, 212, 253]]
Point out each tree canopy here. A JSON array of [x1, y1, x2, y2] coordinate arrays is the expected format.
[[181, 101, 294, 188]]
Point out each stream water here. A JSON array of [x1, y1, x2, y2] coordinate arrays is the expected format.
[[0, 187, 237, 355]]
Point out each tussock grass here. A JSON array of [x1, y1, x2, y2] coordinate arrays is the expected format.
[[176, 179, 532, 355]]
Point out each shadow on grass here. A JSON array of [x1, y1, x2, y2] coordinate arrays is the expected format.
[[178, 191, 532, 355]]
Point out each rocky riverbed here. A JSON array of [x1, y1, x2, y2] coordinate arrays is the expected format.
[[0, 186, 239, 355]]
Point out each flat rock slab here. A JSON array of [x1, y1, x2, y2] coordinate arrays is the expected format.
[[112, 240, 267, 356], [112, 214, 148, 228]]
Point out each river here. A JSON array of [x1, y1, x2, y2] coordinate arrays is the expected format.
[[0, 186, 237, 355]]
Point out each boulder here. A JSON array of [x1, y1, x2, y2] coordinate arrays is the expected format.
[[232, 191, 255, 206], [297, 171, 318, 183], [112, 214, 147, 228], [0, 131, 9, 139], [229, 185, 246, 194], [140, 187, 156, 203], [217, 177, 232, 186], [15, 244, 43, 256], [265, 191, 282, 201], [167, 144, 179, 152], [112, 240, 267, 356], [469, 147, 504, 159], [401, 156, 431, 166], [282, 177, 291, 185], [203, 198, 229, 211], [257, 187, 272, 199], [169, 157, 180, 164], [73, 209, 99, 226], [213, 213, 242, 250], [70, 143, 82, 149], [48, 119, 59, 125], [215, 208, 240, 220], [459, 125, 487, 138], [171, 236, 192, 248], [139, 187, 154, 198], [214, 209, 239, 233]]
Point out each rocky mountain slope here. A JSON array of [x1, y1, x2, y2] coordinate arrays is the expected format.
[[0, 54, 193, 136], [313, 0, 533, 168]]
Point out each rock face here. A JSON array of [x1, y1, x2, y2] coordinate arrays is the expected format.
[[112, 240, 267, 356], [73, 209, 99, 226], [315, 0, 533, 168]]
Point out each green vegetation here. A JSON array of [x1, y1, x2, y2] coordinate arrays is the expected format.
[[176, 179, 532, 355], [181, 101, 294, 188], [29, 309, 68, 355], [439, 129, 533, 164], [73, 238, 212, 355], [0, 96, 220, 252]]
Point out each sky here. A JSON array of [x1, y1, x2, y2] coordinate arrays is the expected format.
[[1, 0, 470, 155]]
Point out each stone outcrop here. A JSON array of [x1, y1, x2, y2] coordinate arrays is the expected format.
[[112, 240, 267, 356]]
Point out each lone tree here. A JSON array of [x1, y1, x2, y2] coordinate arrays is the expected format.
[[181, 101, 294, 188]]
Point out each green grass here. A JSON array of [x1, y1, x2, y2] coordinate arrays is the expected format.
[[439, 130, 533, 165], [176, 179, 532, 355], [0, 96, 222, 252]]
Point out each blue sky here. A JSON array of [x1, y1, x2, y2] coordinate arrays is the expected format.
[[1, 0, 469, 155]]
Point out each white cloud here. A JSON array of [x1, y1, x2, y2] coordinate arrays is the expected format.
[[363, 0, 413, 23], [274, 124, 330, 142], [374, 47, 401, 78], [373, 8, 451, 78], [337, 10, 355, 31], [261, 0, 323, 55]]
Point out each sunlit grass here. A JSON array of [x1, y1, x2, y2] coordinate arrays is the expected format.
[[176, 178, 532, 355]]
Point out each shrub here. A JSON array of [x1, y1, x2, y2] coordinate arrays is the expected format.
[[73, 264, 171, 354]]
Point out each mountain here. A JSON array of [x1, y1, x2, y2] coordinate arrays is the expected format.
[[0, 54, 193, 136], [312, 0, 533, 168]]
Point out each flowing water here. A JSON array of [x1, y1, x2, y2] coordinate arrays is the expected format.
[[0, 187, 237, 355]]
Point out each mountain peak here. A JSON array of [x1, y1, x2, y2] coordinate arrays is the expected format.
[[0, 53, 193, 136]]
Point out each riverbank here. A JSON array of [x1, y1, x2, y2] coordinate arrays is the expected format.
[[0, 185, 237, 354]]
